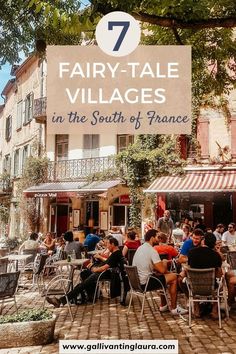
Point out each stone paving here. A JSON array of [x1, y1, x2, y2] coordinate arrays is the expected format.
[[0, 286, 236, 354]]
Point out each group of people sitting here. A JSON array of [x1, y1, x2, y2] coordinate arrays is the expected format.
[[20, 221, 236, 320]]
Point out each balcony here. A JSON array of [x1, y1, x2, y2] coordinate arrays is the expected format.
[[48, 156, 117, 181], [0, 177, 12, 194], [33, 97, 46, 123]]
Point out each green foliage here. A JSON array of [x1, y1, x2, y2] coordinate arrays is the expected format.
[[116, 135, 185, 227], [19, 155, 49, 190], [0, 0, 82, 66], [0, 308, 53, 324], [17, 154, 49, 233], [0, 204, 9, 225], [87, 167, 120, 183], [0, 236, 19, 250]]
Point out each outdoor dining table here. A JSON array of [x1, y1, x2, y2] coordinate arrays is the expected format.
[[1, 254, 32, 271], [87, 250, 103, 256], [54, 258, 89, 288]]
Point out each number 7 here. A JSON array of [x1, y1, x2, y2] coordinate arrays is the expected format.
[[108, 21, 130, 51]]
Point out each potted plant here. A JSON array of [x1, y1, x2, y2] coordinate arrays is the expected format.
[[0, 308, 56, 348]]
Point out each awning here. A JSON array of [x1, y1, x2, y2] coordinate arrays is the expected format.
[[144, 168, 236, 193], [23, 179, 122, 198]]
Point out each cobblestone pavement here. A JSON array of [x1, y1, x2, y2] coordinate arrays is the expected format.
[[0, 286, 236, 354]]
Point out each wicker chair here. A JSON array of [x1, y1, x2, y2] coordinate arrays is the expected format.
[[185, 267, 228, 329], [0, 258, 8, 273], [0, 271, 20, 314], [124, 265, 169, 320]]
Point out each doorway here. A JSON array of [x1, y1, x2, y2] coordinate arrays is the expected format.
[[49, 201, 72, 236]]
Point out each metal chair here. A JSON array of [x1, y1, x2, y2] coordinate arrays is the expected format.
[[124, 265, 169, 320], [22, 254, 48, 292], [22, 249, 38, 265], [185, 267, 229, 329], [0, 271, 20, 314], [126, 249, 136, 265], [92, 264, 127, 305], [43, 274, 74, 322], [227, 251, 236, 269], [0, 258, 8, 273]]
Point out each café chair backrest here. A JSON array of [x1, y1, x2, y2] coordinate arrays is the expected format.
[[227, 251, 236, 270], [0, 258, 8, 274]]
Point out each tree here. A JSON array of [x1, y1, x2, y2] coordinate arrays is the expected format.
[[1, 1, 236, 103], [116, 135, 185, 227], [0, 0, 82, 66]]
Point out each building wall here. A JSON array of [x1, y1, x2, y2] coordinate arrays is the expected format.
[[46, 133, 117, 160], [0, 57, 46, 238]]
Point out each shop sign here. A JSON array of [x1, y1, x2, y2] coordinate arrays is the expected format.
[[119, 194, 130, 204]]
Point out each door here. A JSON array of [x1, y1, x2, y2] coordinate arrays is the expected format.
[[57, 205, 69, 236]]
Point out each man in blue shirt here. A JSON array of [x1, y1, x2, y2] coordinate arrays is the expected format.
[[179, 228, 204, 264], [178, 228, 204, 296], [84, 230, 100, 251]]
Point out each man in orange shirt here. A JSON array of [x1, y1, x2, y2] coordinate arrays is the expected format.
[[154, 232, 179, 260]]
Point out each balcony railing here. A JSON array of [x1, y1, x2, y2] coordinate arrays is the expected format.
[[48, 156, 117, 181], [33, 97, 47, 123], [0, 178, 12, 193]]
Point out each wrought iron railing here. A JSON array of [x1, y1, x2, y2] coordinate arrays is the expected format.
[[0, 178, 12, 193], [33, 97, 46, 120], [48, 156, 117, 181]]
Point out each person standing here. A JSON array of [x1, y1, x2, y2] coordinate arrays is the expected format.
[[157, 210, 174, 243]]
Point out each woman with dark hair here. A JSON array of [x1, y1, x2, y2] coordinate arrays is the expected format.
[[122, 231, 141, 257], [19, 232, 39, 252], [64, 231, 84, 259]]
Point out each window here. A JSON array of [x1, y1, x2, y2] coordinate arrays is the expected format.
[[14, 149, 20, 176], [55, 135, 68, 161], [22, 145, 29, 172], [5, 115, 12, 141], [83, 135, 99, 158], [3, 154, 11, 174], [117, 135, 134, 153], [16, 100, 23, 129], [24, 92, 34, 124]]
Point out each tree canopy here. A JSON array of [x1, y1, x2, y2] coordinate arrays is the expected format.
[[1, 0, 236, 104]]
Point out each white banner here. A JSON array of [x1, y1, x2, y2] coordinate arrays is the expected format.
[[59, 340, 178, 354]]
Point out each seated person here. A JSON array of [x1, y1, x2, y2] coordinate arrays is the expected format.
[[222, 223, 236, 246], [154, 232, 179, 261], [46, 237, 125, 306], [133, 229, 188, 315], [64, 231, 84, 259], [187, 233, 222, 318], [84, 230, 100, 251], [122, 231, 141, 257], [172, 222, 184, 244], [85, 235, 112, 270], [110, 226, 123, 247], [226, 271, 236, 309], [182, 224, 192, 242], [41, 232, 56, 252], [19, 232, 39, 252], [178, 228, 204, 264]]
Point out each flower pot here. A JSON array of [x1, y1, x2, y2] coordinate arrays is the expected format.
[[0, 314, 57, 348]]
